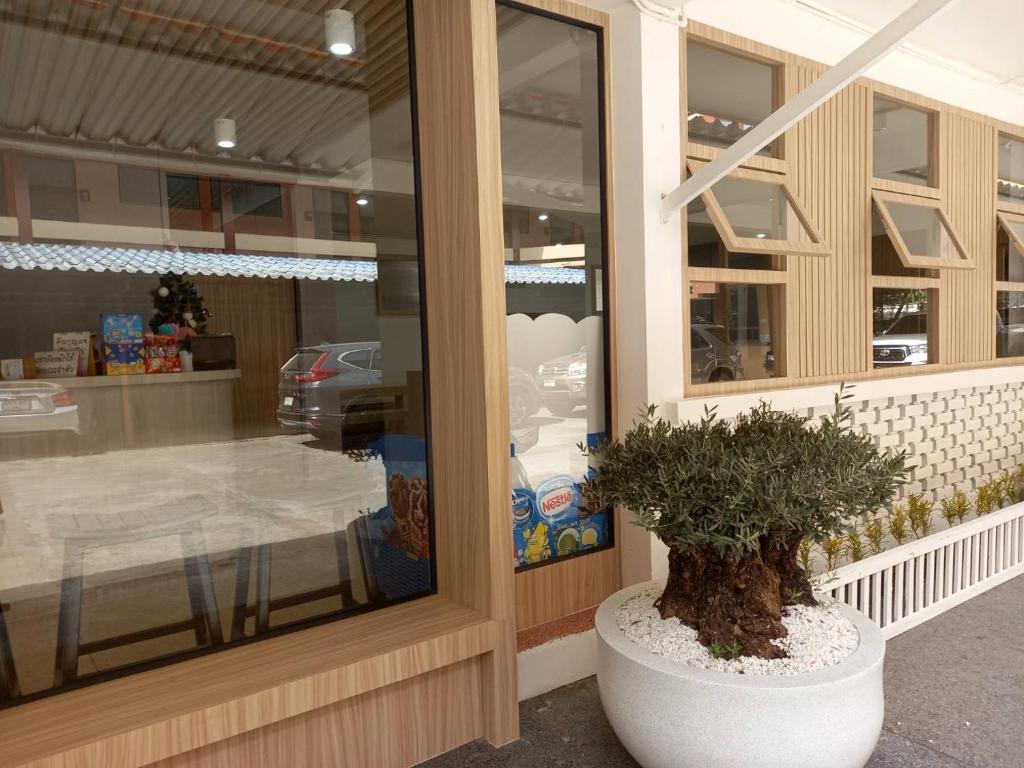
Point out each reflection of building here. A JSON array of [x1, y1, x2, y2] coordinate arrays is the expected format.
[[1, 1, 1024, 767]]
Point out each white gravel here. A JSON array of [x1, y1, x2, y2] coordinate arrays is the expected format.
[[615, 583, 859, 676]]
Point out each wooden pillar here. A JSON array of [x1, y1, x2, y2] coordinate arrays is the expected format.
[[413, 0, 518, 747]]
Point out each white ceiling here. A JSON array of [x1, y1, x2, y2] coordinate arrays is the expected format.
[[801, 0, 1024, 89]]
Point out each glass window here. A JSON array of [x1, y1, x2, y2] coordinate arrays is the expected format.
[[687, 41, 777, 156], [873, 288, 932, 367], [689, 283, 781, 383], [997, 291, 1024, 358], [688, 196, 776, 270], [872, 192, 970, 269], [0, 0, 432, 706], [872, 209, 930, 278], [497, 3, 612, 570], [873, 96, 932, 187], [997, 134, 1024, 205], [692, 164, 827, 257], [997, 213, 1024, 283]]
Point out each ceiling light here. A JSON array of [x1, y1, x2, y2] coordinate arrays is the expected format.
[[538, 213, 549, 222], [325, 9, 356, 56], [213, 118, 236, 149], [355, 197, 369, 206], [756, 232, 767, 238]]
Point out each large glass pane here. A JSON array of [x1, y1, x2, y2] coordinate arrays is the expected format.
[[687, 41, 776, 156], [872, 209, 929, 278], [709, 175, 815, 244], [689, 283, 780, 383], [873, 289, 931, 367], [873, 96, 931, 186], [687, 197, 774, 270], [881, 201, 959, 261], [997, 134, 1024, 204], [997, 291, 1024, 359], [0, 0, 432, 705], [497, 4, 612, 570], [998, 219, 1024, 282]]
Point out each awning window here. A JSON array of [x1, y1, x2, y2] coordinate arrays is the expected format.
[[872, 191, 971, 270], [686, 160, 828, 258], [0, 242, 585, 286]]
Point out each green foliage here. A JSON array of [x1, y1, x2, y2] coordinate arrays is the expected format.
[[863, 515, 886, 555], [821, 535, 846, 570], [847, 529, 866, 562], [976, 483, 995, 516], [1002, 470, 1022, 505], [940, 488, 970, 526], [887, 504, 909, 545], [707, 641, 743, 660], [579, 387, 909, 557], [988, 478, 1006, 509], [907, 494, 935, 539], [798, 539, 813, 574]]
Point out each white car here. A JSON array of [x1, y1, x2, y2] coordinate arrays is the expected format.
[[0, 381, 80, 436], [873, 313, 928, 367]]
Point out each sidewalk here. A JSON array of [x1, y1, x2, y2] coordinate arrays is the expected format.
[[423, 576, 1024, 767]]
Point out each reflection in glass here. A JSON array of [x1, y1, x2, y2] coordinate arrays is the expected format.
[[0, 0, 432, 705], [998, 220, 1024, 283], [871, 209, 930, 278], [881, 201, 957, 260], [998, 134, 1024, 204], [708, 175, 812, 243], [687, 41, 776, 156], [872, 289, 931, 368], [997, 291, 1024, 359], [689, 283, 779, 384], [497, 4, 611, 570], [687, 198, 775, 270], [873, 96, 931, 186]]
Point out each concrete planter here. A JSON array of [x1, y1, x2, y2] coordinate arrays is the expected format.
[[595, 581, 885, 768]]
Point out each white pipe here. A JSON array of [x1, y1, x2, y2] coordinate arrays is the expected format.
[[632, 0, 687, 28], [661, 0, 963, 221]]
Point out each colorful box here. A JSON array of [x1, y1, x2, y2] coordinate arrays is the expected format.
[[104, 341, 145, 375], [101, 313, 144, 344]]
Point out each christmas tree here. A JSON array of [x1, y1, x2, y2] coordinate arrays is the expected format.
[[149, 273, 211, 340]]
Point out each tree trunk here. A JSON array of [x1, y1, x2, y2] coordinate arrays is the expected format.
[[764, 533, 817, 607], [656, 540, 794, 659]]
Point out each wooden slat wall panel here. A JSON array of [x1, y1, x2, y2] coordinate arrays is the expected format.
[[940, 115, 997, 364], [684, 22, 1015, 394]]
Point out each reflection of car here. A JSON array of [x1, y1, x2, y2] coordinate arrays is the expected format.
[[535, 348, 587, 417], [691, 324, 743, 382], [873, 313, 928, 366], [0, 381, 79, 435], [508, 368, 540, 429], [997, 310, 1024, 358], [277, 342, 390, 444]]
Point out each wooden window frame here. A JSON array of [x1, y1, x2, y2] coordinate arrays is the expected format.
[[686, 159, 828, 258], [871, 189, 973, 271], [684, 35, 787, 162], [997, 131, 1024, 214], [871, 92, 940, 195]]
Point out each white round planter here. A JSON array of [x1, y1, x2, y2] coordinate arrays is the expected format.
[[596, 581, 885, 768]]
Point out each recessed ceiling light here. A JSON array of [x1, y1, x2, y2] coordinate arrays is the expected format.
[[538, 213, 549, 222], [213, 118, 236, 149], [756, 232, 767, 238], [325, 9, 356, 57], [356, 197, 369, 206]]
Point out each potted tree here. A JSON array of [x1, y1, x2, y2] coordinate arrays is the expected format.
[[583, 390, 908, 768]]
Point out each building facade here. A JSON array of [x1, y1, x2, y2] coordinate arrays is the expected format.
[[0, 0, 1022, 766]]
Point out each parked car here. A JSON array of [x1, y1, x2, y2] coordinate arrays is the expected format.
[[0, 381, 79, 436], [873, 313, 928, 366], [277, 342, 392, 445], [508, 367, 540, 429], [535, 348, 588, 417], [997, 309, 1024, 358], [691, 323, 743, 383]]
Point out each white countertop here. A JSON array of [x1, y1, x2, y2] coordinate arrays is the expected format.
[[37, 369, 241, 389]]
